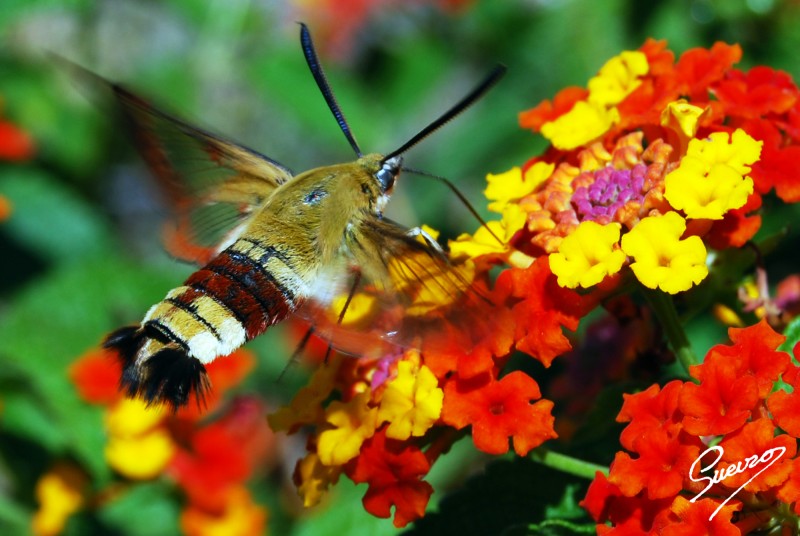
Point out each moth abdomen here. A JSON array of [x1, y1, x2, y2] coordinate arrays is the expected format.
[[103, 237, 305, 408]]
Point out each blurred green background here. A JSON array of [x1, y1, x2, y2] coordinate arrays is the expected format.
[[2, 0, 800, 535]]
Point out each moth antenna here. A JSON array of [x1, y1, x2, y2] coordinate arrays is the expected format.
[[383, 64, 506, 163], [402, 167, 504, 246], [299, 23, 363, 157]]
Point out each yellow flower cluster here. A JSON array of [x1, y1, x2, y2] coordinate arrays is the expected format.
[[542, 51, 648, 150], [269, 351, 444, 507], [665, 130, 762, 220], [104, 398, 174, 479], [450, 162, 554, 267]]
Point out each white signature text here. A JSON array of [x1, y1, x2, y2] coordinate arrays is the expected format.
[[689, 444, 786, 520]]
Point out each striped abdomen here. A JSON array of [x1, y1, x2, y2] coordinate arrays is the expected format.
[[104, 237, 306, 408]]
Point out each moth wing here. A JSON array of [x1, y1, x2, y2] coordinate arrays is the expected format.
[[110, 83, 294, 264], [295, 216, 498, 357]]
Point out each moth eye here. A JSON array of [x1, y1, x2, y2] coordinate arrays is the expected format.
[[304, 187, 328, 205], [361, 183, 371, 195], [376, 168, 395, 192], [376, 155, 401, 193]]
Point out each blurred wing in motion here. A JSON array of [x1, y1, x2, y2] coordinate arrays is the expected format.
[[110, 83, 294, 263], [296, 216, 498, 358]]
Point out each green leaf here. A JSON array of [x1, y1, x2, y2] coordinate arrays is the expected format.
[[0, 167, 113, 263], [403, 457, 592, 536], [0, 495, 31, 536], [782, 315, 800, 356], [98, 482, 180, 536], [291, 478, 401, 536]]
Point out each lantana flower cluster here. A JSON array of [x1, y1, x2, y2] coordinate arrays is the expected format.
[[583, 321, 800, 534], [268, 40, 800, 529], [454, 40, 800, 297], [268, 249, 607, 526], [52, 348, 274, 536]]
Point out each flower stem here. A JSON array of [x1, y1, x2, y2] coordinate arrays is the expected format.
[[642, 287, 697, 373], [530, 448, 608, 480]]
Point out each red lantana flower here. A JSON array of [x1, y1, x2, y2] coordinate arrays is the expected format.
[[657, 496, 741, 536], [345, 430, 433, 528], [589, 322, 798, 533], [441, 370, 556, 456], [70, 348, 123, 405], [679, 353, 760, 436], [169, 397, 274, 512], [499, 257, 597, 367], [608, 427, 701, 500], [616, 380, 683, 452]]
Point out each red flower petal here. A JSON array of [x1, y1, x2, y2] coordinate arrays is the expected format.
[[709, 320, 788, 399], [69, 348, 122, 405], [717, 418, 795, 493], [582, 472, 673, 532], [674, 42, 742, 101], [346, 430, 433, 528], [608, 428, 699, 500], [715, 66, 798, 119], [441, 371, 556, 456], [0, 120, 35, 161], [777, 457, 800, 514], [519, 86, 589, 132], [178, 349, 256, 419], [680, 346, 761, 436], [168, 405, 270, 511], [660, 496, 741, 536], [500, 257, 596, 367], [617, 381, 684, 452]]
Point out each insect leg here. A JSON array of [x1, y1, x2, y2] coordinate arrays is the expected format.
[[278, 325, 317, 382], [406, 227, 445, 255], [321, 271, 363, 363]]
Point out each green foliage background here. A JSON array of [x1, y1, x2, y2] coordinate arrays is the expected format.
[[2, 1, 800, 535]]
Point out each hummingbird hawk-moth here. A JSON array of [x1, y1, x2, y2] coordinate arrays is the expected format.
[[100, 24, 505, 408]]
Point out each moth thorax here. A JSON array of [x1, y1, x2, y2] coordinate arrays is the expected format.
[[376, 156, 402, 194]]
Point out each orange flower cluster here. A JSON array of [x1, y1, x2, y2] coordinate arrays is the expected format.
[[582, 321, 800, 534], [67, 348, 274, 536], [271, 256, 599, 526]]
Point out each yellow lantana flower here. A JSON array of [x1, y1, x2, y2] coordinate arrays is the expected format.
[[485, 163, 554, 213], [32, 464, 86, 536], [105, 427, 176, 480], [104, 397, 167, 437], [549, 221, 626, 288], [294, 452, 342, 507], [620, 212, 708, 294], [660, 100, 708, 141], [449, 204, 527, 261], [103, 398, 175, 479], [664, 129, 762, 220], [541, 101, 620, 151], [378, 359, 443, 440], [317, 392, 378, 466], [587, 50, 649, 106], [541, 50, 648, 150]]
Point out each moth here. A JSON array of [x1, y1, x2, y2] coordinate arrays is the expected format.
[[101, 24, 505, 408]]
